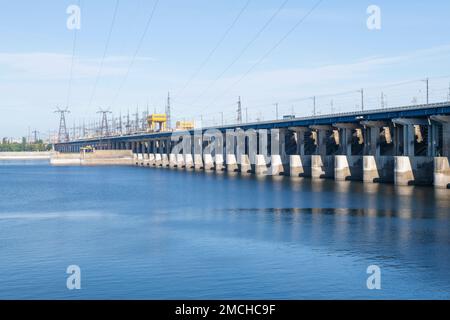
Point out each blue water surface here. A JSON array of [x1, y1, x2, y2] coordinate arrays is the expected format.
[[0, 161, 449, 299]]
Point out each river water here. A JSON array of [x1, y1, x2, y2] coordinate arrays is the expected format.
[[0, 160, 449, 299]]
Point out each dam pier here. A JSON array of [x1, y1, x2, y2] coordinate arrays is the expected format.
[[53, 103, 450, 189]]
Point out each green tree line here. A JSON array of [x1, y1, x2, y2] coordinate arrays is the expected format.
[[0, 137, 52, 152]]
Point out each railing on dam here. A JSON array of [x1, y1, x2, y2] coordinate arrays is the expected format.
[[57, 102, 450, 144]]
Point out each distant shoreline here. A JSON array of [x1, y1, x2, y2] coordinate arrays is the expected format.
[[0, 151, 54, 160]]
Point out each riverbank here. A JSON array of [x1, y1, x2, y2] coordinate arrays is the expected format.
[[50, 150, 133, 166], [0, 151, 54, 160]]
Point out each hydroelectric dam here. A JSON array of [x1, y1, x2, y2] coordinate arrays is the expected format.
[[53, 103, 450, 189]]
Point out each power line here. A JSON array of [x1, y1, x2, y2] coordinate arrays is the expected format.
[[156, 74, 450, 124], [361, 74, 450, 91], [175, 0, 252, 99], [199, 75, 450, 110], [188, 0, 290, 106], [66, 0, 81, 109], [111, 0, 160, 107], [87, 0, 120, 110], [207, 0, 324, 107]]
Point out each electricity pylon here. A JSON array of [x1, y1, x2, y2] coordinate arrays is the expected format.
[[97, 108, 112, 136], [54, 107, 70, 142], [165, 92, 171, 129], [237, 96, 242, 124]]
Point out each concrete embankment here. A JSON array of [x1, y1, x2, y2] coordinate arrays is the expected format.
[[50, 150, 133, 166], [0, 152, 53, 160]]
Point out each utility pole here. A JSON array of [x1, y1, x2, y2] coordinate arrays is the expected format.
[[425, 78, 429, 104], [166, 92, 171, 130], [360, 89, 364, 111], [237, 96, 242, 124], [144, 102, 150, 132], [126, 110, 131, 134], [72, 122, 76, 140], [274, 103, 279, 120], [54, 107, 70, 143], [133, 107, 139, 132], [448, 82, 450, 102], [141, 111, 147, 131], [76, 123, 80, 139], [312, 96, 316, 116], [91, 121, 95, 137], [82, 120, 86, 138], [118, 112, 123, 135]]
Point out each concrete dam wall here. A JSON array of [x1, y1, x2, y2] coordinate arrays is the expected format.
[[50, 150, 133, 166], [0, 152, 54, 160]]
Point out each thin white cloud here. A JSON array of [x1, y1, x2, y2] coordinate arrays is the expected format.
[[257, 7, 352, 25], [0, 52, 156, 80], [1, 44, 450, 135], [175, 43, 450, 114], [224, 43, 450, 90]]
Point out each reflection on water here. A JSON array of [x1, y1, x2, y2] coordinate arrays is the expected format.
[[0, 162, 449, 299], [226, 207, 444, 219]]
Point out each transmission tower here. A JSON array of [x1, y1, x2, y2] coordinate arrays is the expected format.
[[82, 120, 87, 138], [72, 122, 76, 140], [32, 130, 39, 143], [381, 92, 386, 109], [97, 108, 112, 136], [126, 110, 131, 134], [145, 103, 150, 130], [166, 92, 171, 129], [237, 96, 242, 124], [54, 107, 70, 142], [141, 110, 147, 131], [118, 112, 123, 135], [360, 89, 364, 111], [133, 107, 140, 132], [111, 115, 116, 136]]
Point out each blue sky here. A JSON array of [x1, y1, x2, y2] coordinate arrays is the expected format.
[[1, 0, 450, 137]]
